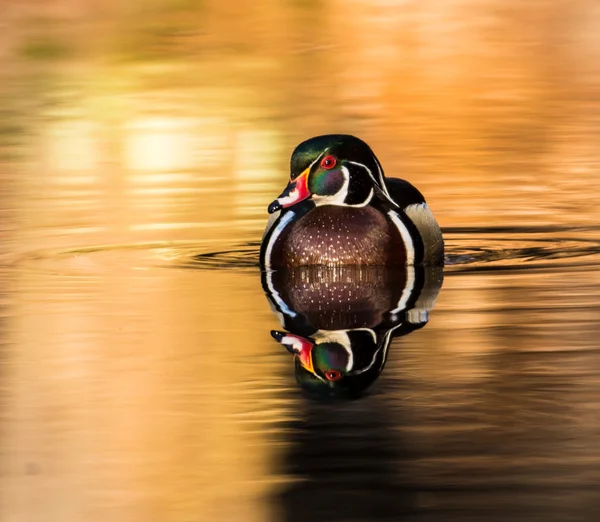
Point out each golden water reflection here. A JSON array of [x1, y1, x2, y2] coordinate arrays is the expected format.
[[1, 1, 600, 521]]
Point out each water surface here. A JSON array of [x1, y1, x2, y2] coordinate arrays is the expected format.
[[2, 1, 600, 521]]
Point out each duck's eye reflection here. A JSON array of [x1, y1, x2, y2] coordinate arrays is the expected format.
[[324, 370, 342, 381], [320, 156, 336, 169]]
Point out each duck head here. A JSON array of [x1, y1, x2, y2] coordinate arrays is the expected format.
[[271, 328, 392, 398], [268, 134, 396, 213]]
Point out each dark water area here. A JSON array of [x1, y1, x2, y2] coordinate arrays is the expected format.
[[2, 1, 600, 521]]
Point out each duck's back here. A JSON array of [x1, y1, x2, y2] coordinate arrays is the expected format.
[[385, 178, 444, 265]]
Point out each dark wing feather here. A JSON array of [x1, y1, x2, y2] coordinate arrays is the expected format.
[[384, 178, 426, 209]]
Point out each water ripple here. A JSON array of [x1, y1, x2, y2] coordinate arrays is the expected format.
[[9, 226, 600, 276]]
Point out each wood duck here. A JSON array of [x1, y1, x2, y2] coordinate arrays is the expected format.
[[263, 265, 443, 398], [260, 134, 444, 268]]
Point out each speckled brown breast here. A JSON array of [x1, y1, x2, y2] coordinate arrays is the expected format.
[[271, 206, 406, 267], [271, 266, 409, 329]]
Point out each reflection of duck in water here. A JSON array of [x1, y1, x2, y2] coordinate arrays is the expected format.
[[261, 134, 443, 268], [263, 265, 443, 398]]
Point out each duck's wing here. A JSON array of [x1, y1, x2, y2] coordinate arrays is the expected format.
[[384, 177, 444, 265], [384, 177, 426, 209]]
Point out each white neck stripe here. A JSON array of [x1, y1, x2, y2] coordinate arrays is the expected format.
[[264, 210, 295, 269], [390, 264, 416, 314], [388, 210, 415, 265], [265, 276, 297, 318]]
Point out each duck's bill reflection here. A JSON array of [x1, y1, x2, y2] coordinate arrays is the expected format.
[[263, 265, 444, 399], [271, 330, 315, 373]]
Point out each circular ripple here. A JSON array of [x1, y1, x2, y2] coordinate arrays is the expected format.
[[9, 227, 600, 275], [177, 227, 600, 274], [182, 241, 261, 270], [443, 226, 600, 274]]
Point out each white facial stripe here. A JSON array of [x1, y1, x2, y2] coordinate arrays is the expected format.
[[353, 346, 381, 375], [373, 156, 392, 198], [314, 330, 351, 345], [347, 160, 376, 183], [351, 326, 396, 376], [311, 165, 350, 206], [314, 328, 375, 344], [314, 331, 353, 371], [389, 264, 416, 315], [345, 336, 354, 371], [310, 150, 327, 171], [354, 328, 377, 342], [358, 322, 404, 376], [388, 210, 415, 265], [314, 328, 377, 371], [345, 188, 373, 207], [378, 324, 402, 371], [312, 166, 374, 207], [347, 160, 398, 208], [282, 335, 304, 352], [277, 189, 301, 207]]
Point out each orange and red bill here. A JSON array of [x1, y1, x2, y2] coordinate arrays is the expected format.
[[271, 330, 314, 373], [267, 166, 311, 213]]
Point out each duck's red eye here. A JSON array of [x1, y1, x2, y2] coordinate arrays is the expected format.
[[320, 156, 336, 170], [324, 370, 342, 382]]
